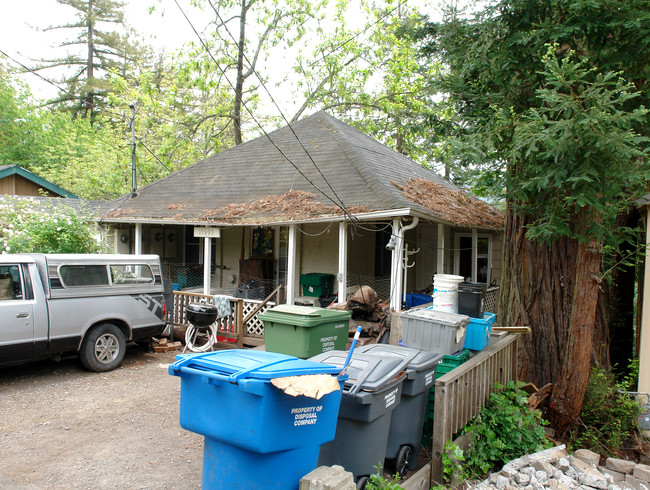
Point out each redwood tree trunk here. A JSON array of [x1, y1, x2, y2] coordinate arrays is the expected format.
[[548, 235, 602, 436], [500, 205, 607, 433]]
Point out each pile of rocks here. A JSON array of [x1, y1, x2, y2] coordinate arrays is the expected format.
[[471, 445, 650, 490]]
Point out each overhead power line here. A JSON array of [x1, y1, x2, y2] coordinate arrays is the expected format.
[[173, 0, 356, 223]]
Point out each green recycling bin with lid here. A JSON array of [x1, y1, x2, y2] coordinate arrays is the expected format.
[[358, 344, 444, 477], [308, 350, 409, 486], [259, 305, 351, 358], [168, 349, 347, 489]]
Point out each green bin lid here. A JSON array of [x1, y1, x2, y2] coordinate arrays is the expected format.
[[258, 304, 351, 327]]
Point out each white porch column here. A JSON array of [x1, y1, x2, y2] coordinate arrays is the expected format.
[[437, 223, 445, 274], [471, 228, 478, 282], [286, 224, 298, 305], [639, 217, 650, 393], [134, 223, 142, 254], [203, 237, 212, 295], [338, 221, 348, 303], [389, 219, 402, 312]]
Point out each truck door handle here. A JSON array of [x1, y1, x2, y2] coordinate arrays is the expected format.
[[16, 312, 30, 318]]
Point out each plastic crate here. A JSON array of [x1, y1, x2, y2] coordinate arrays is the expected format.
[[441, 349, 471, 367], [464, 312, 497, 351], [299, 273, 335, 297], [400, 309, 470, 355]]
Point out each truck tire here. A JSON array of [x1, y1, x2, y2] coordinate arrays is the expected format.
[[79, 323, 126, 372]]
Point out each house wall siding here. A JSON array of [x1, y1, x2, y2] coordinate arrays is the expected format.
[[0, 175, 57, 197]]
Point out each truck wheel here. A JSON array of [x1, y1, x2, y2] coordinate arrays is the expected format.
[[80, 323, 126, 372]]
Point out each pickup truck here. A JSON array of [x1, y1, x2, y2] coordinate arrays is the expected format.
[[0, 253, 167, 372]]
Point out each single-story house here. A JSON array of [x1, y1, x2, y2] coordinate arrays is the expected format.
[[97, 111, 504, 312]]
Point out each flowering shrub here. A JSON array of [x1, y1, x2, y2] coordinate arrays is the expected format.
[[0, 196, 108, 254]]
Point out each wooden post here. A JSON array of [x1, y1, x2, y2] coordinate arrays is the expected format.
[[431, 382, 449, 485], [236, 298, 244, 348]]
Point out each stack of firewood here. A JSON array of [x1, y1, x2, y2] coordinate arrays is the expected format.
[[328, 286, 390, 347]]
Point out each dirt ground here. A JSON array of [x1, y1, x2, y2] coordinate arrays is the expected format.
[[0, 345, 204, 489]]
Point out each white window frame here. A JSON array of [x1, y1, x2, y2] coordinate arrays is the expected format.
[[453, 232, 492, 283]]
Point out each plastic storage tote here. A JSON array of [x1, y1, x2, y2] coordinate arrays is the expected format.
[[258, 305, 351, 358], [300, 273, 335, 297], [457, 282, 487, 318], [168, 349, 347, 489], [308, 350, 409, 486], [357, 344, 443, 477], [400, 308, 470, 355], [464, 312, 496, 351]]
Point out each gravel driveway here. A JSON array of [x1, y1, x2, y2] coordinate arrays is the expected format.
[[0, 345, 204, 489]]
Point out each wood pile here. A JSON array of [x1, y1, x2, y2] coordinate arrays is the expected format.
[[328, 286, 390, 347], [152, 337, 183, 353]]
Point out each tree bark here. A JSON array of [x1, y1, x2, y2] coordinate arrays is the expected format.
[[500, 205, 607, 433], [548, 234, 602, 436]]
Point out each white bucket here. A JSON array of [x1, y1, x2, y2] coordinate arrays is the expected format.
[[432, 274, 464, 313]]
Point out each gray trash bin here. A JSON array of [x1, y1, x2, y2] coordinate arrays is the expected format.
[[309, 350, 409, 487], [357, 344, 444, 477]]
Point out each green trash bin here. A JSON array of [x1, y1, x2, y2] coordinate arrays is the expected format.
[[259, 305, 351, 358]]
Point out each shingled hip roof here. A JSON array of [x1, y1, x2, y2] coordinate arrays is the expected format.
[[100, 111, 503, 230]]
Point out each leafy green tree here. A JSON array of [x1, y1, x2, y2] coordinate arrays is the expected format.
[[35, 0, 147, 121], [0, 196, 107, 253], [289, 5, 447, 170], [0, 67, 41, 167], [190, 0, 328, 145], [108, 52, 237, 174], [421, 0, 650, 434]]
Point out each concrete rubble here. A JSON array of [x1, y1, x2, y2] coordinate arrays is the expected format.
[[470, 446, 650, 490]]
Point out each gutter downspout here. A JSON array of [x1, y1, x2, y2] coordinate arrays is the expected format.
[[389, 217, 419, 312]]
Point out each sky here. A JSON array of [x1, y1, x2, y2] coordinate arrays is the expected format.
[[0, 0, 212, 99], [0, 0, 466, 114]]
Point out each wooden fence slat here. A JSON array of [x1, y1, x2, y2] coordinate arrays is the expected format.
[[430, 334, 519, 485]]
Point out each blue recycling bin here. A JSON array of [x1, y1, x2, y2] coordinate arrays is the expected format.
[[169, 350, 346, 489]]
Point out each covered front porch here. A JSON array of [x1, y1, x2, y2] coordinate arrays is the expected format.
[[104, 210, 502, 313]]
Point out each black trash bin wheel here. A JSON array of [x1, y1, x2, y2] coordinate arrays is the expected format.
[[396, 444, 413, 478], [356, 476, 370, 490]]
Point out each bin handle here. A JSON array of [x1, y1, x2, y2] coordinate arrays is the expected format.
[[170, 354, 305, 383], [227, 358, 297, 382], [173, 365, 231, 384]]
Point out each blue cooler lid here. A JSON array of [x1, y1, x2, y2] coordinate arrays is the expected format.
[[169, 349, 341, 383], [309, 350, 408, 395], [356, 344, 443, 373]]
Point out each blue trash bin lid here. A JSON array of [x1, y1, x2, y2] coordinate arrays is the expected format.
[[309, 350, 408, 395], [357, 344, 443, 374], [170, 349, 341, 383]]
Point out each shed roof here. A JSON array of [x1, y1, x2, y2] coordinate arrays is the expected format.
[[100, 111, 503, 230], [0, 165, 78, 198]]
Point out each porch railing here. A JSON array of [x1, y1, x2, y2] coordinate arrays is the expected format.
[[169, 290, 276, 347], [429, 333, 519, 484]]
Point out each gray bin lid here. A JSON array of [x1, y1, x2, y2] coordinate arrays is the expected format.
[[356, 344, 443, 373], [309, 350, 408, 395], [400, 308, 470, 327]]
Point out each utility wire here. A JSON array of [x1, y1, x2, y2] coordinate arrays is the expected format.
[[173, 0, 355, 223], [205, 0, 356, 225]]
